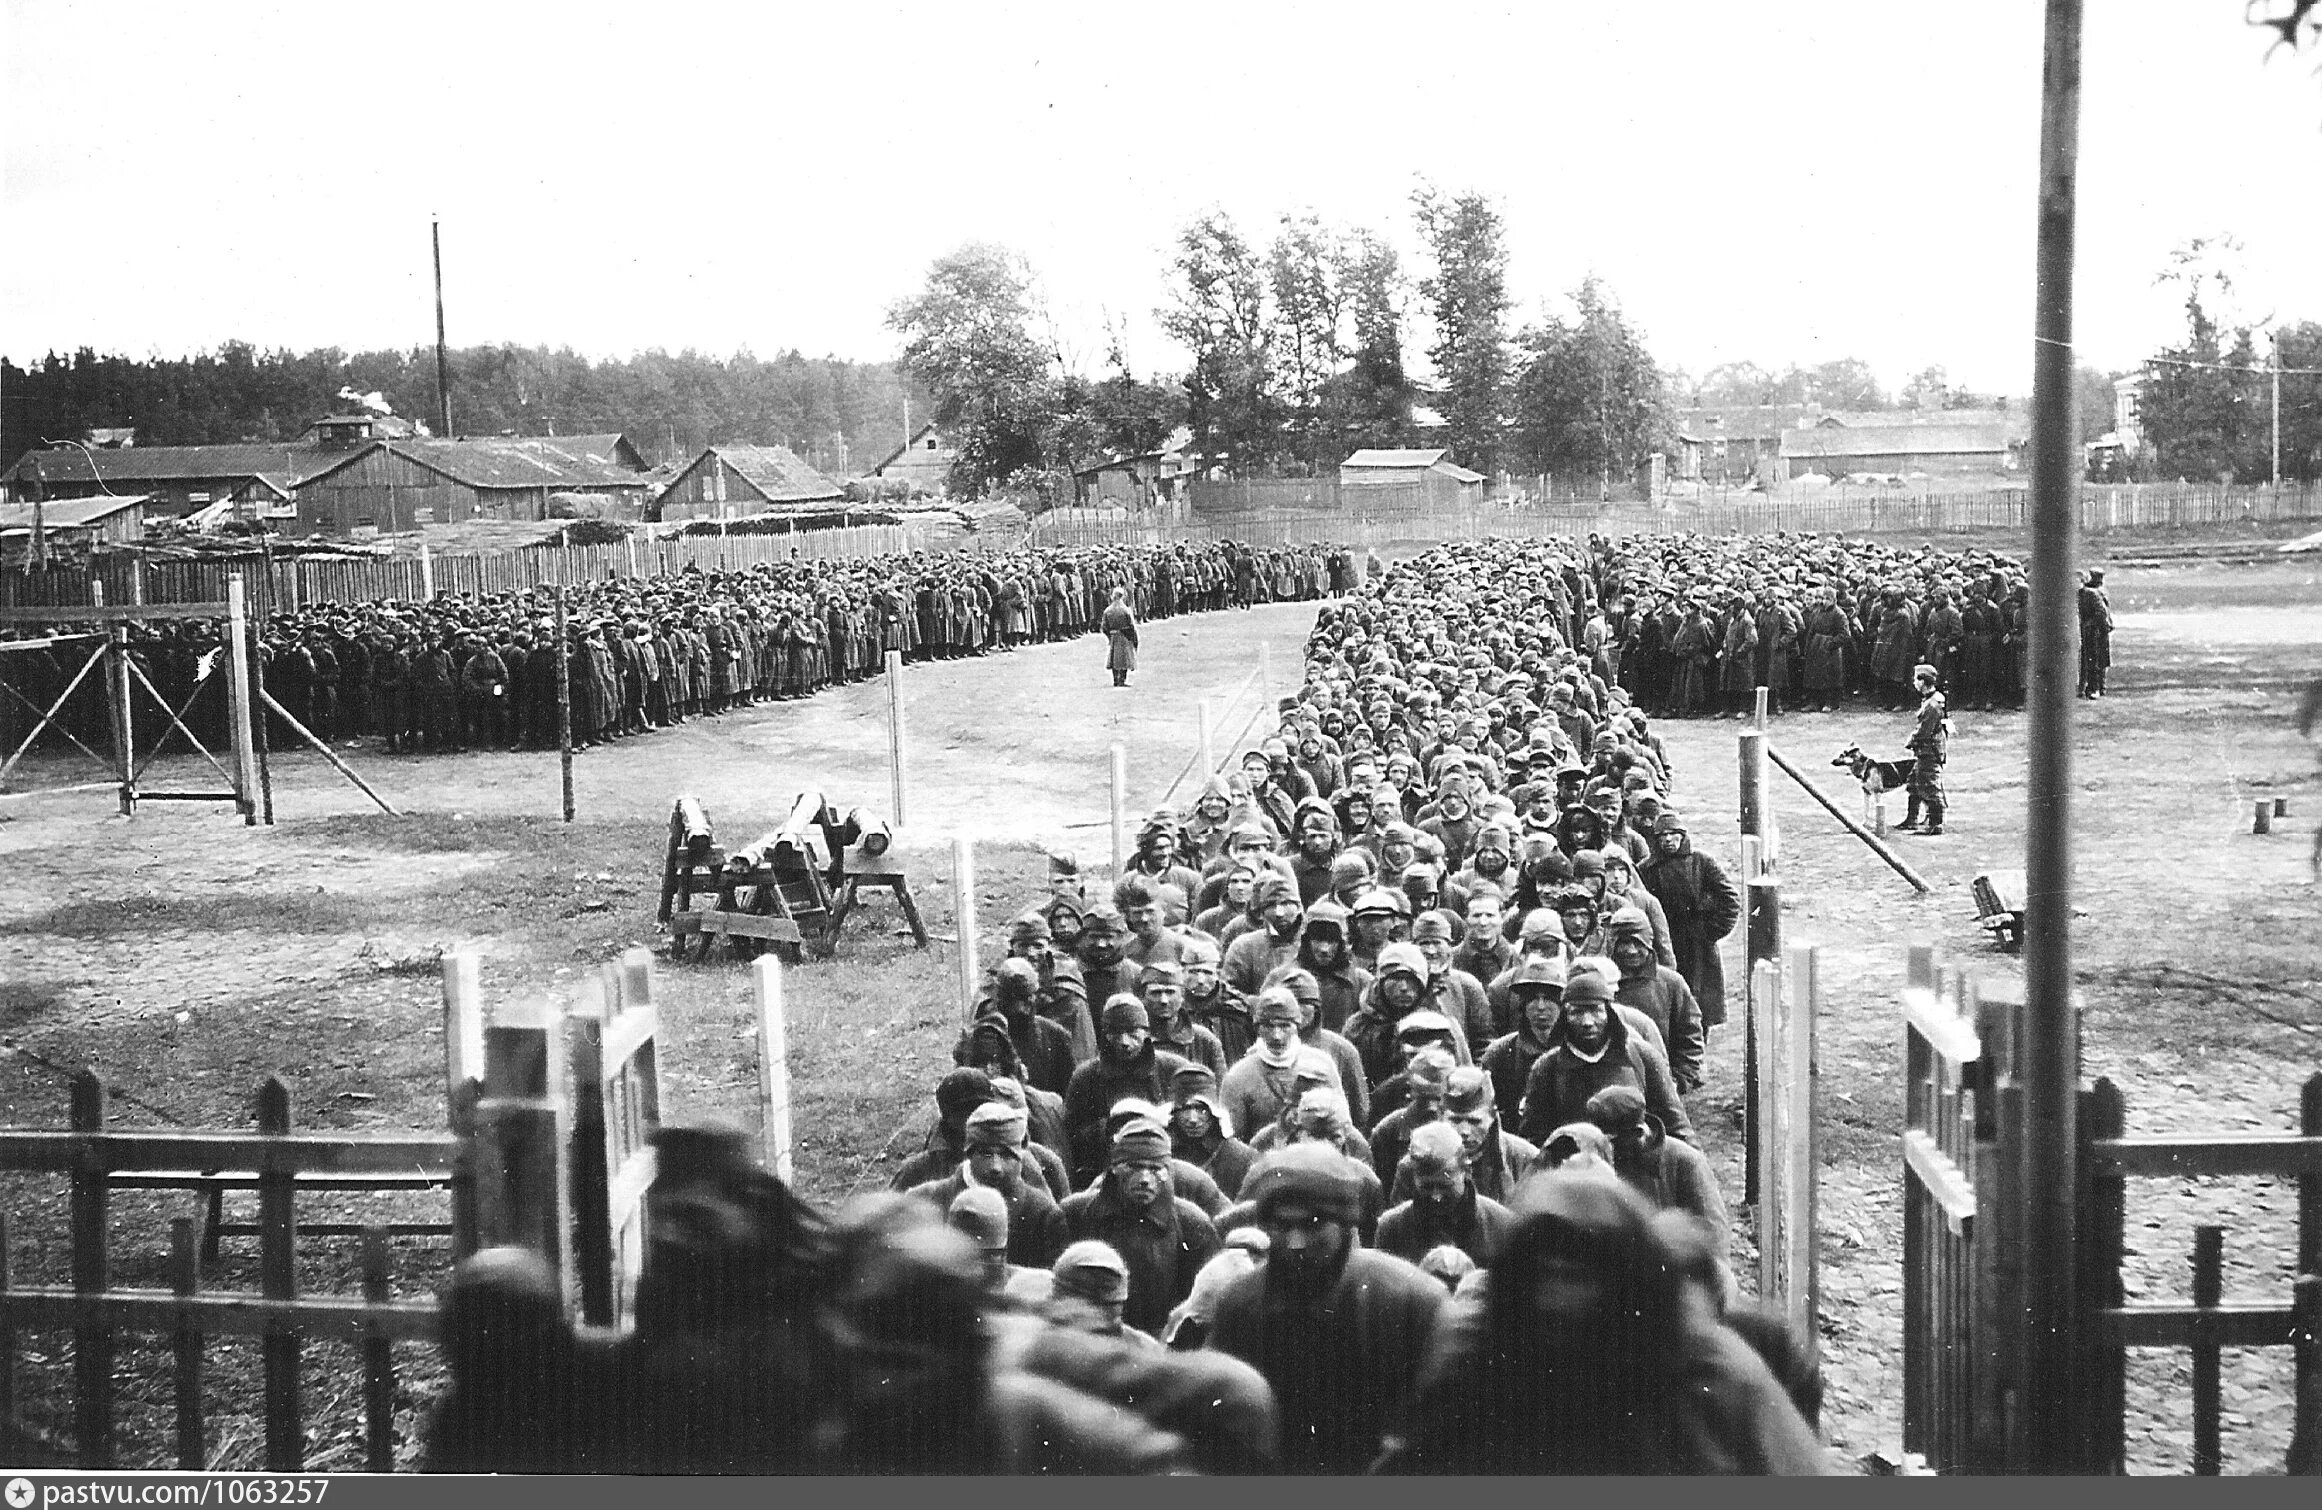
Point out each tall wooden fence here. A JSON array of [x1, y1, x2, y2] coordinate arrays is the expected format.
[[1026, 482, 2321, 552], [1666, 482, 2321, 537], [1899, 944, 2322, 1474], [0, 520, 1015, 618]]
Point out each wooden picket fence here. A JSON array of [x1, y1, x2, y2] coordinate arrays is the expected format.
[[0, 945, 678, 1470], [1024, 481, 2321, 552], [0, 519, 1019, 618], [1900, 944, 2322, 1474]]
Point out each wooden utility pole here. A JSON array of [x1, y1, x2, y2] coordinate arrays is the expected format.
[[432, 219, 453, 438], [2021, 0, 2084, 1472], [556, 587, 575, 822]]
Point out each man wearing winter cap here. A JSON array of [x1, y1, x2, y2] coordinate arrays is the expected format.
[[1345, 943, 1473, 1090], [1222, 872, 1304, 999], [1410, 909, 1494, 1053], [903, 1100, 1069, 1268], [1586, 1083, 1729, 1280], [1075, 902, 1137, 1014], [1139, 959, 1225, 1079], [1061, 1117, 1221, 1337], [1376, 1120, 1514, 1267], [1045, 1240, 1146, 1342], [1062, 995, 1191, 1184], [1167, 1062, 1254, 1200], [1368, 1046, 1455, 1182], [1516, 958, 1693, 1146], [947, 1186, 1054, 1307], [1007, 909, 1096, 1066], [970, 955, 1077, 1096], [1210, 1145, 1446, 1475], [1607, 904, 1705, 1093]]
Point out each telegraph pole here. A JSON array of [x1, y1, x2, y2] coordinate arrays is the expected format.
[[2021, 0, 2084, 1472], [2274, 330, 2283, 488], [432, 219, 453, 439]]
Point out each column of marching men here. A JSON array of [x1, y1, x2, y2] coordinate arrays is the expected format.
[[424, 534, 1849, 1475], [0, 539, 1362, 757]]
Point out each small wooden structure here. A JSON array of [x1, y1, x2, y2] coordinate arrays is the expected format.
[[661, 791, 923, 962], [1971, 869, 2028, 953], [1899, 944, 2322, 1474]]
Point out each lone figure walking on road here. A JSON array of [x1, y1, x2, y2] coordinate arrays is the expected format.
[[1103, 588, 1140, 688]]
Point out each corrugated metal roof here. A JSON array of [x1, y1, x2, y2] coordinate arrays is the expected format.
[[1780, 423, 2009, 459], [0, 494, 151, 529], [1433, 461, 1487, 484], [1343, 448, 1449, 468]]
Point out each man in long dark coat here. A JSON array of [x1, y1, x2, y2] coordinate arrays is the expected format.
[[1639, 810, 1740, 1031]]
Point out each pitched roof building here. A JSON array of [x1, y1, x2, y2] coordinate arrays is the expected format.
[[871, 423, 956, 492], [653, 444, 846, 522], [285, 434, 652, 537]]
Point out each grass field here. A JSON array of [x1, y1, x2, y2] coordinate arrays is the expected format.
[[2, 539, 2318, 1471]]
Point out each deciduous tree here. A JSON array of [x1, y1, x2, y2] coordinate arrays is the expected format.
[[1509, 277, 1673, 493], [1161, 211, 1277, 477], [885, 242, 1060, 497], [1413, 184, 1511, 474]]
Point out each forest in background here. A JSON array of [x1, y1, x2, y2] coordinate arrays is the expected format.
[[0, 343, 930, 477]]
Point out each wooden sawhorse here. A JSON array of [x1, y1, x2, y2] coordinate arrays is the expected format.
[[824, 848, 929, 948]]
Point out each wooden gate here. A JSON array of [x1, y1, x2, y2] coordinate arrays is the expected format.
[[1, 946, 666, 1469], [1900, 944, 2012, 1473], [1901, 943, 2322, 1473]]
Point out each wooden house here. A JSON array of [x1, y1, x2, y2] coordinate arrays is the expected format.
[[652, 445, 845, 523]]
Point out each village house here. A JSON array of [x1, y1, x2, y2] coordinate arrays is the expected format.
[[1337, 447, 1486, 508], [870, 422, 957, 493], [652, 444, 846, 523], [1780, 408, 2024, 480], [1072, 425, 1198, 509], [1673, 405, 1810, 487]]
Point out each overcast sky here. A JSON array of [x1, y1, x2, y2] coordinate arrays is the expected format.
[[5, 1, 2318, 399]]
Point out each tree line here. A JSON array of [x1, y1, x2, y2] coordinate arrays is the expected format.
[[0, 343, 929, 479]]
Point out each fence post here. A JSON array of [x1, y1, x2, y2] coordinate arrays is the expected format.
[[225, 574, 260, 823], [472, 998, 576, 1311], [953, 836, 981, 1020], [754, 954, 794, 1181], [169, 1217, 203, 1468], [256, 1077, 302, 1470], [419, 540, 435, 600], [1109, 743, 1128, 877], [886, 649, 908, 828], [441, 949, 485, 1257], [69, 1070, 113, 1468]]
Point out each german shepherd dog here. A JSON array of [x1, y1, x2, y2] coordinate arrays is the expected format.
[[1832, 743, 1916, 823]]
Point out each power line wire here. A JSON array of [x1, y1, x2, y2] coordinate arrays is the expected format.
[[2142, 354, 2322, 377]]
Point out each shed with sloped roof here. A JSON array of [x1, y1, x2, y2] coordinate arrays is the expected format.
[[286, 434, 651, 537], [653, 444, 846, 522]]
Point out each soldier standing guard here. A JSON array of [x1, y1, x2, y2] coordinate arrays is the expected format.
[[2077, 567, 2114, 698], [1899, 662, 1951, 837]]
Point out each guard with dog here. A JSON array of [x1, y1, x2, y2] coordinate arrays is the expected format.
[[1899, 662, 1951, 836]]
